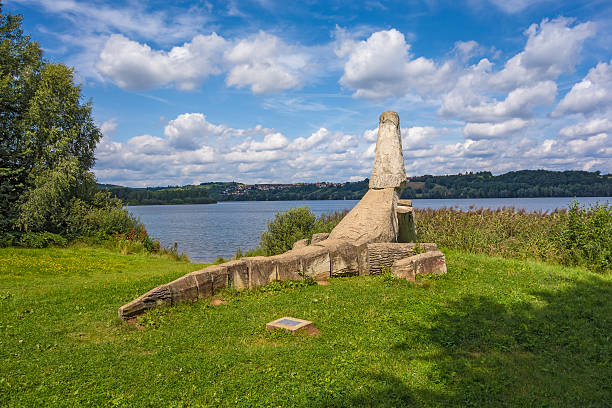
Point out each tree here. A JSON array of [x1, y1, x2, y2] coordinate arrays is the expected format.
[[0, 4, 43, 233], [0, 4, 102, 236]]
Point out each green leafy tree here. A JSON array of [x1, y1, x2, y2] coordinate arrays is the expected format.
[[0, 4, 43, 233], [22, 63, 101, 175], [0, 4, 102, 236]]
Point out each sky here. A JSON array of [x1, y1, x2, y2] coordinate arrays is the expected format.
[[6, 0, 612, 187]]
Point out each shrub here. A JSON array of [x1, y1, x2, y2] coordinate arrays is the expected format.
[[559, 201, 611, 272], [18, 158, 86, 234], [0, 233, 17, 248], [111, 225, 151, 254], [17, 232, 68, 248], [66, 191, 141, 241], [260, 207, 316, 255], [254, 208, 349, 256], [109, 225, 189, 261]]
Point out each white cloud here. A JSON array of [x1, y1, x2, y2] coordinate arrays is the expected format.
[[94, 109, 612, 187], [94, 113, 295, 185], [224, 32, 309, 93], [94, 113, 380, 186], [489, 18, 595, 91], [338, 29, 453, 99], [125, 135, 168, 155], [163, 113, 226, 150], [13, 0, 209, 43], [329, 133, 358, 153], [524, 133, 611, 160], [14, 0, 213, 81], [74, 12, 612, 183], [338, 18, 593, 102], [288, 128, 330, 151], [436, 17, 594, 138], [442, 81, 557, 122], [95, 30, 312, 93], [224, 149, 285, 163], [487, 0, 550, 14], [96, 34, 228, 91], [463, 118, 530, 139], [247, 133, 289, 151], [566, 133, 610, 155], [402, 126, 444, 149], [552, 60, 612, 117], [559, 118, 612, 139], [363, 143, 376, 159], [452, 40, 491, 62], [100, 118, 117, 136], [454, 40, 479, 56], [178, 146, 216, 164], [237, 162, 268, 173], [363, 128, 378, 142]]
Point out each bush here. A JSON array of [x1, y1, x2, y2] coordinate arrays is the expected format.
[[17, 232, 68, 248], [559, 201, 611, 272], [0, 233, 17, 248], [255, 207, 349, 256], [260, 207, 316, 255], [66, 191, 141, 241], [18, 158, 86, 234]]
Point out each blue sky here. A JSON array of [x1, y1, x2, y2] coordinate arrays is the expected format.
[[6, 0, 612, 186]]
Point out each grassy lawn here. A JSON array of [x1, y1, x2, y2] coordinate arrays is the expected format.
[[1, 246, 611, 407]]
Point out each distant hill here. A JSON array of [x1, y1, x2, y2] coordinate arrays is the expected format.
[[402, 170, 612, 199], [99, 184, 217, 206], [99, 170, 612, 205]]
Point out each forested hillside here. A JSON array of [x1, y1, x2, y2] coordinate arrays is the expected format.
[[99, 184, 217, 205], [100, 170, 611, 204], [402, 170, 612, 198]]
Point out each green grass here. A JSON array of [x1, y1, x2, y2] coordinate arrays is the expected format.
[[1, 246, 611, 407]]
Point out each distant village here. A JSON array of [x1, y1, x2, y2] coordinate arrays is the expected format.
[[222, 182, 348, 196]]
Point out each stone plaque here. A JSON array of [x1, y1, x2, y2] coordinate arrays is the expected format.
[[266, 317, 314, 333]]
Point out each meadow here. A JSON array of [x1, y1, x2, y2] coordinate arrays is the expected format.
[[1, 245, 611, 407]]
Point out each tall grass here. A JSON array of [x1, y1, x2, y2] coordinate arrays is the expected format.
[[416, 201, 611, 272]]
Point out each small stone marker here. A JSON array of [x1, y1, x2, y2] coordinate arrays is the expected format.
[[266, 317, 315, 334]]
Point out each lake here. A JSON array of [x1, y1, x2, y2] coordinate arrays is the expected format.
[[128, 197, 610, 262]]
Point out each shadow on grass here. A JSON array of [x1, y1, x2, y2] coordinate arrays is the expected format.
[[321, 275, 612, 407]]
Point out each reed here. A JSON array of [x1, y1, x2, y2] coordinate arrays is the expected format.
[[415, 201, 611, 272]]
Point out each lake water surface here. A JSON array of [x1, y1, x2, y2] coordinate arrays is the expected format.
[[129, 197, 610, 262]]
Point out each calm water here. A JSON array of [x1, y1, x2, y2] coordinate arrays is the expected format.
[[128, 197, 610, 262]]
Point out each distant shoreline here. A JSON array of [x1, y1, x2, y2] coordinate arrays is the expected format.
[[101, 169, 612, 204], [125, 201, 217, 206], [124, 196, 611, 207]]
